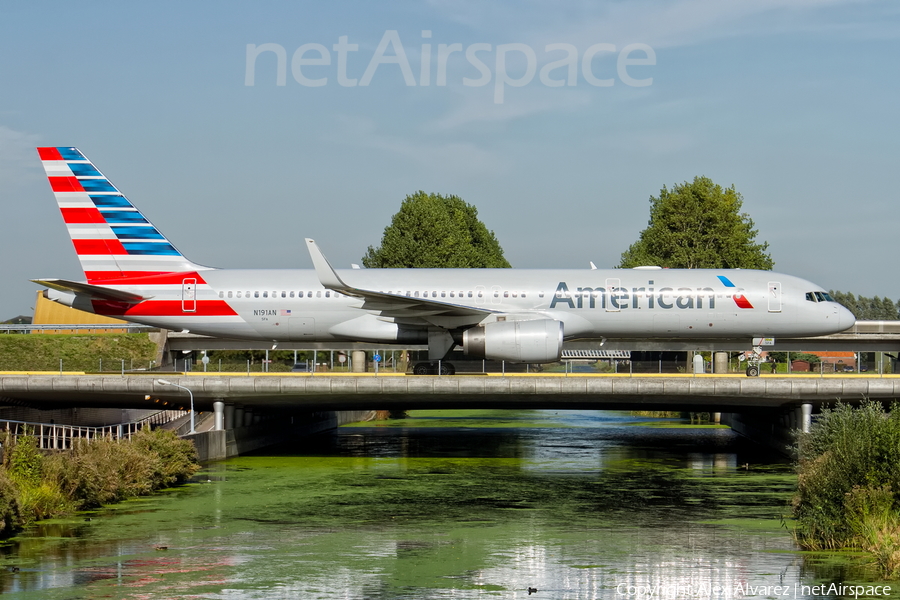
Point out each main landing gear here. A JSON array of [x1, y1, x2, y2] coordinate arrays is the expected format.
[[412, 362, 456, 375]]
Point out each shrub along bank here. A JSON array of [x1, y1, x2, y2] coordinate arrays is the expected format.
[[793, 400, 900, 577], [0, 428, 199, 536], [0, 333, 158, 372]]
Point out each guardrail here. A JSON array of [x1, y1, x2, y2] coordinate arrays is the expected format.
[[0, 410, 186, 450], [0, 324, 157, 333]]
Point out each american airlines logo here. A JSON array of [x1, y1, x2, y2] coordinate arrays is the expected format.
[[549, 280, 754, 310]]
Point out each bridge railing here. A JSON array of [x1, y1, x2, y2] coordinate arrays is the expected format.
[[0, 410, 186, 450]]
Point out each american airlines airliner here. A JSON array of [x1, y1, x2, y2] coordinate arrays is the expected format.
[[34, 147, 854, 375]]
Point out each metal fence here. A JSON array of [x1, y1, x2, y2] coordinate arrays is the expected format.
[[0, 410, 186, 450]]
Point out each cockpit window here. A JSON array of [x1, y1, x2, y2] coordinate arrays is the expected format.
[[807, 291, 836, 303]]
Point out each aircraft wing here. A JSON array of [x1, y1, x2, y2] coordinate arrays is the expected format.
[[305, 239, 493, 320], [32, 279, 147, 303]]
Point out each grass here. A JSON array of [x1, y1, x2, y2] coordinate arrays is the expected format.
[[0, 333, 158, 372]]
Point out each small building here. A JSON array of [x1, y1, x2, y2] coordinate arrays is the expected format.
[[31, 290, 129, 334]]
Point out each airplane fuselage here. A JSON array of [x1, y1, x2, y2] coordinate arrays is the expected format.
[[50, 267, 851, 343]]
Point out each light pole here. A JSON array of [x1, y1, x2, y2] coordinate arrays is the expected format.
[[156, 379, 194, 434]]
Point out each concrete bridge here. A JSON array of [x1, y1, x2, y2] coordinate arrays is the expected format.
[[1, 372, 897, 412], [5, 371, 896, 459]]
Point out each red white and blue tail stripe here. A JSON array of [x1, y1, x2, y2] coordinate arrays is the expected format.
[[38, 147, 210, 283]]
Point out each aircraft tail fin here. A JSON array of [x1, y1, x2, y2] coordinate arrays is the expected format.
[[37, 147, 211, 283]]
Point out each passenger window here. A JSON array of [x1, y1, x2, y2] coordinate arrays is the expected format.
[[218, 291, 224, 298], [290, 291, 294, 298], [441, 292, 446, 297], [316, 291, 322, 298], [503, 291, 509, 298], [449, 292, 455, 297], [282, 291, 286, 298], [228, 291, 233, 298], [236, 291, 241, 298], [469, 291, 474, 298], [325, 291, 331, 298], [432, 291, 437, 298], [254, 291, 260, 298], [263, 291, 268, 298]]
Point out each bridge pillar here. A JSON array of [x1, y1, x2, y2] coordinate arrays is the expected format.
[[352, 350, 367, 373], [213, 401, 225, 431], [224, 404, 235, 430], [243, 409, 254, 427], [234, 407, 244, 429], [799, 403, 813, 434], [714, 352, 729, 374], [692, 353, 705, 374]]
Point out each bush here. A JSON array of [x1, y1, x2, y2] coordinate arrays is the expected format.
[[0, 470, 21, 535], [793, 400, 900, 575], [0, 428, 200, 536]]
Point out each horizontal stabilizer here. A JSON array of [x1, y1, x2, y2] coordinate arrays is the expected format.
[[32, 279, 147, 303]]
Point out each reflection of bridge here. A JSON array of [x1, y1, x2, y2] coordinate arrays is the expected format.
[[1, 372, 897, 412]]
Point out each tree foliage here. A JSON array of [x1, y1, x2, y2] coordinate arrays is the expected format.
[[829, 291, 899, 321], [619, 176, 774, 270], [362, 191, 510, 268]]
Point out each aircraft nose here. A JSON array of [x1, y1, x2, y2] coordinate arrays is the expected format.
[[836, 304, 856, 331]]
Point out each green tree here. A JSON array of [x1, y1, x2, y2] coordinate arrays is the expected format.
[[362, 191, 510, 268], [830, 291, 899, 320], [619, 176, 774, 270]]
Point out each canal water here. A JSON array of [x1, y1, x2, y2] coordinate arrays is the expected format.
[[0, 410, 894, 599]]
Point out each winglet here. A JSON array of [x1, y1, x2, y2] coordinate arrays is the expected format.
[[305, 239, 349, 290]]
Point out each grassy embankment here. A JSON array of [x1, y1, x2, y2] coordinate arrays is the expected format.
[[0, 428, 199, 537], [793, 399, 900, 577], [0, 333, 158, 371]]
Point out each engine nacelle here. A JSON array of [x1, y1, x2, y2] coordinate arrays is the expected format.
[[463, 319, 563, 363]]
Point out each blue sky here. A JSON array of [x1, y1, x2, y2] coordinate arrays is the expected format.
[[1, 0, 898, 318]]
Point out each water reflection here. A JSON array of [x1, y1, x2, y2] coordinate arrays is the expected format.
[[0, 410, 891, 599]]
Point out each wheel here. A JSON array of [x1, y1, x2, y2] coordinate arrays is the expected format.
[[439, 362, 456, 375], [413, 363, 431, 375], [746, 365, 760, 377]]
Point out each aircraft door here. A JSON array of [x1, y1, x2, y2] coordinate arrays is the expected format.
[[181, 278, 197, 313], [768, 281, 782, 313], [288, 317, 316, 340], [605, 278, 620, 312]]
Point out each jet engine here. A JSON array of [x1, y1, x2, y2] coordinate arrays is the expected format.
[[462, 319, 563, 363]]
